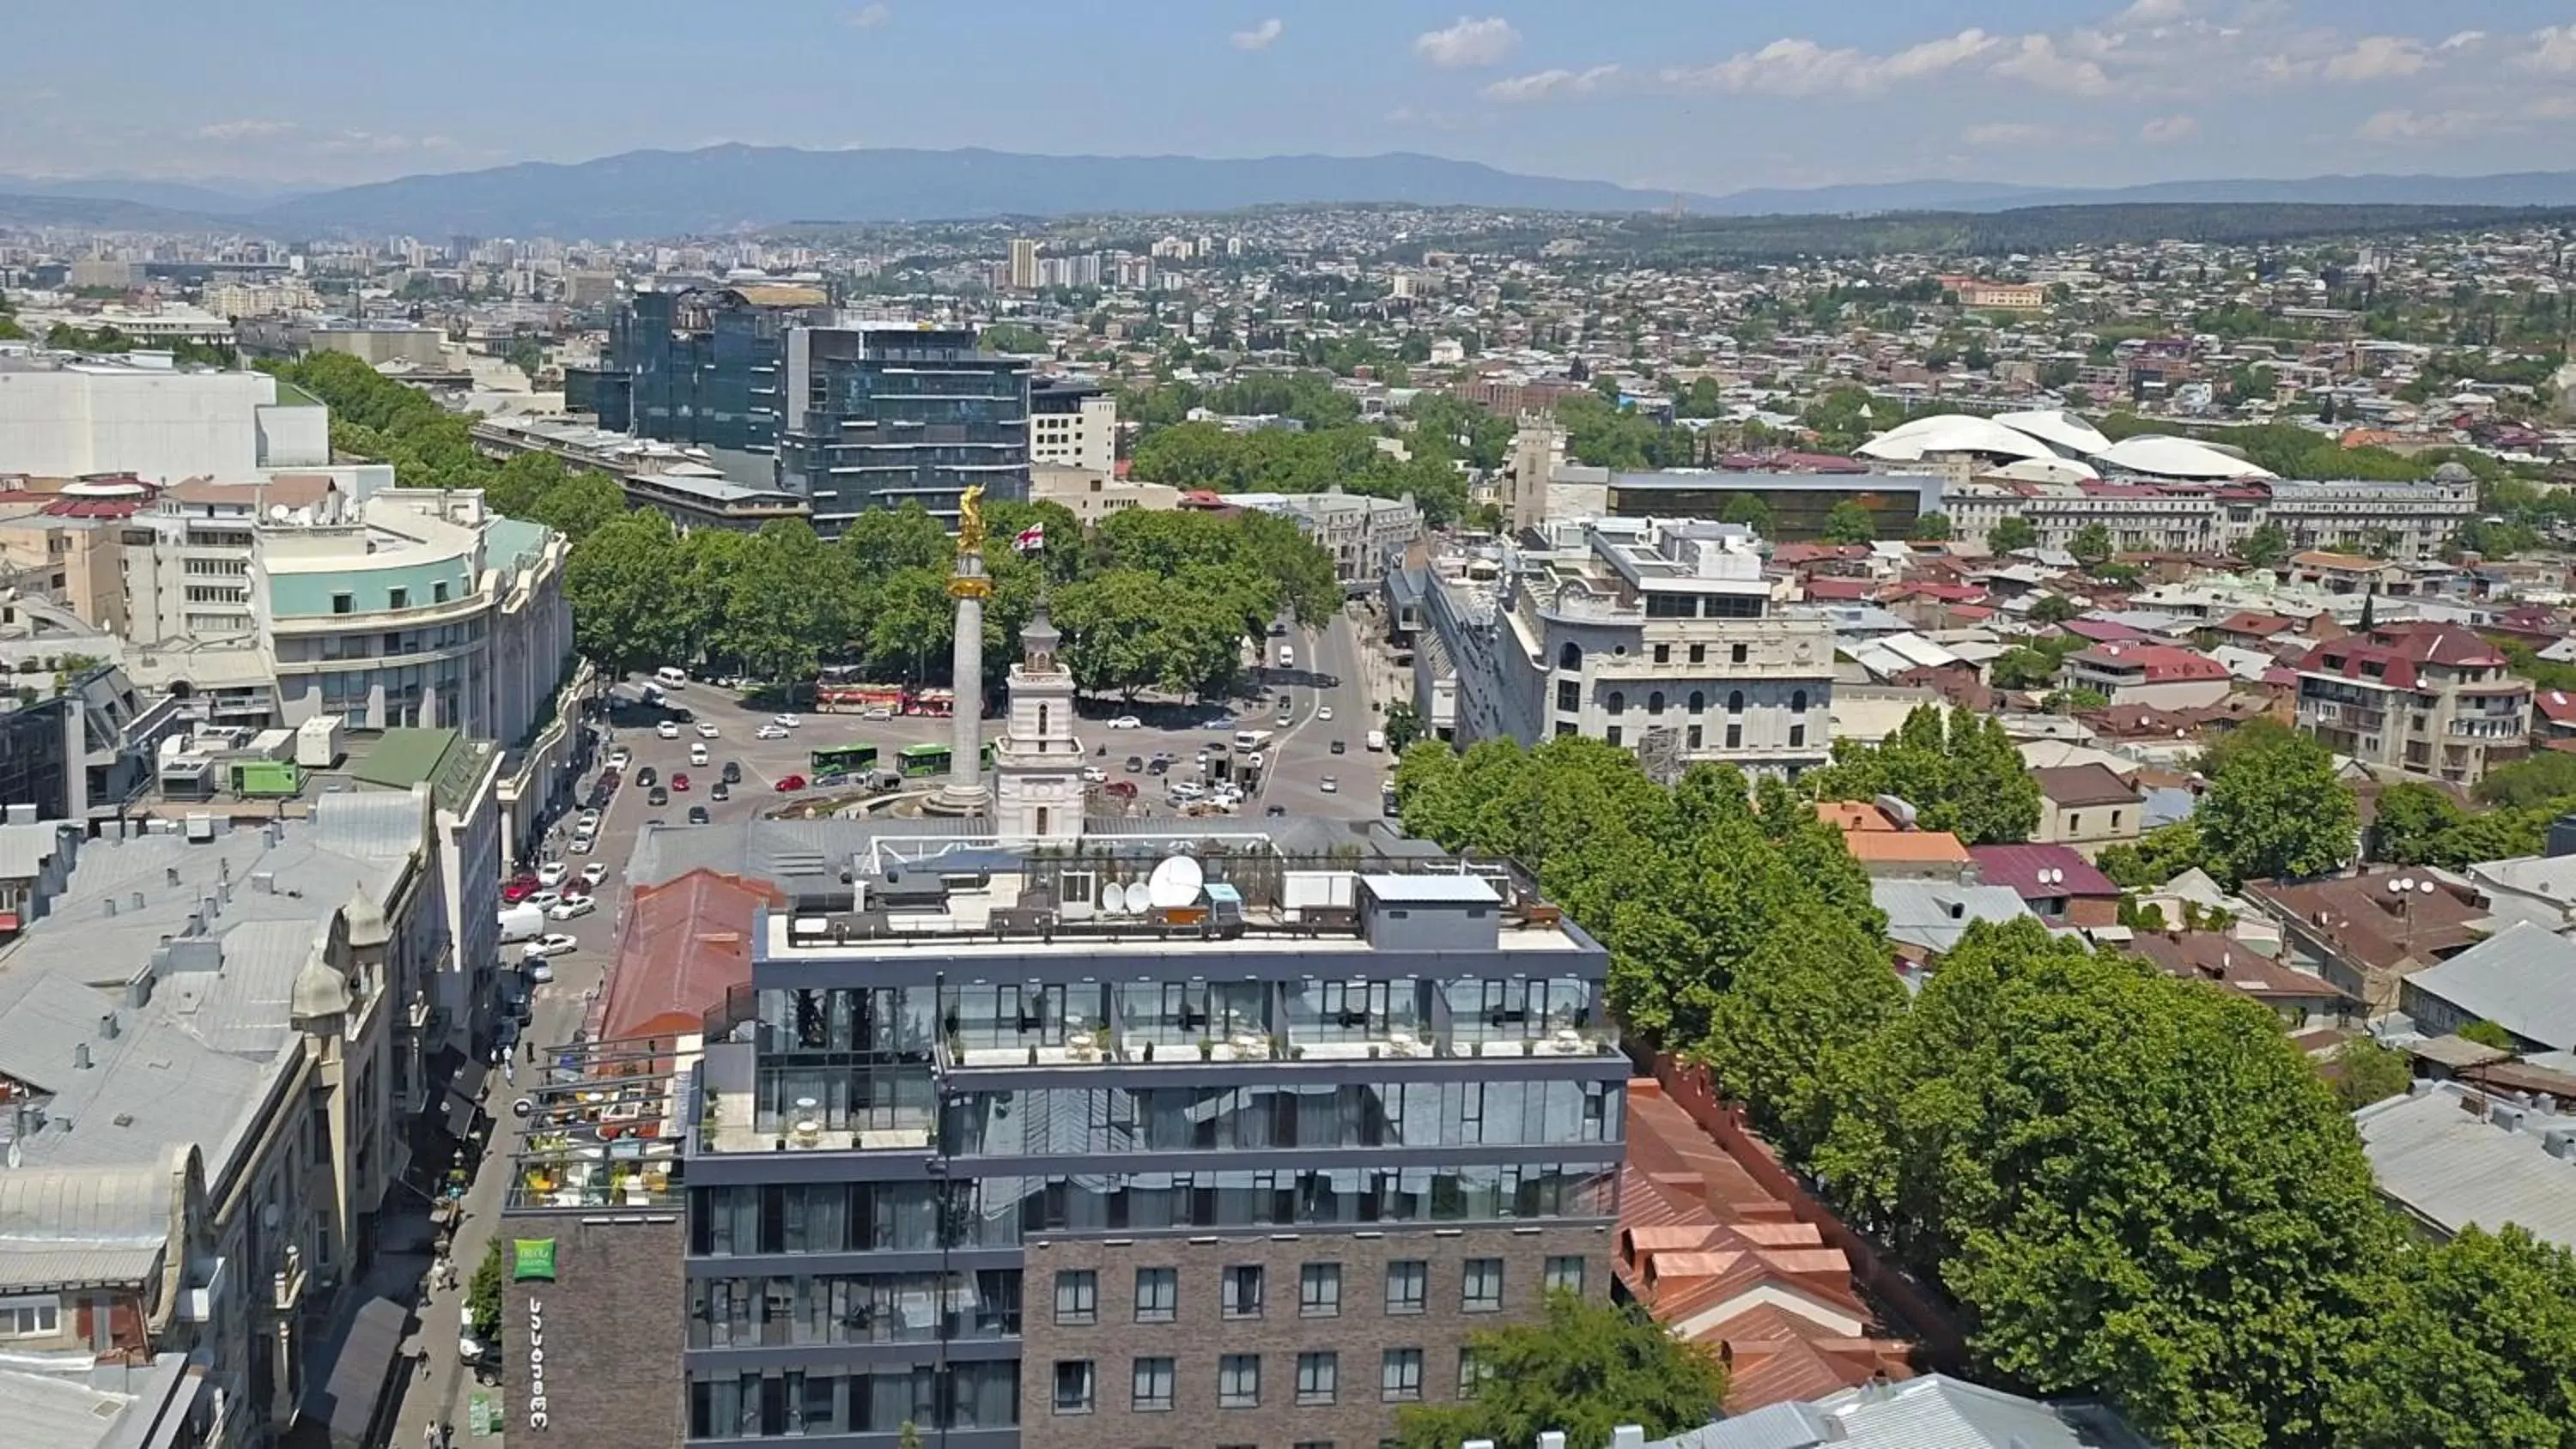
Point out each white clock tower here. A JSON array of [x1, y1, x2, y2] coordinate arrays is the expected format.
[[992, 602, 1085, 846]]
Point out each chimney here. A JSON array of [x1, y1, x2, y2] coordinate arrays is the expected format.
[[104, 898, 117, 918], [165, 866, 179, 888], [99, 1011, 117, 1040], [72, 1043, 91, 1070], [1538, 1434, 1566, 1449], [1612, 1428, 1647, 1449], [130, 891, 143, 912]]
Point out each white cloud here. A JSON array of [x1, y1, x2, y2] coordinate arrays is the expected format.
[[1230, 17, 1284, 52], [1481, 64, 1619, 102], [1667, 28, 1998, 97], [1962, 122, 2053, 148], [2321, 36, 2428, 82], [2356, 107, 2492, 142], [194, 118, 297, 142], [317, 130, 452, 154], [2140, 113, 2199, 142], [2523, 24, 2576, 73], [2114, 0, 2190, 24], [1413, 16, 1521, 70], [1988, 34, 2111, 95], [2439, 31, 2485, 51], [845, 3, 890, 30]]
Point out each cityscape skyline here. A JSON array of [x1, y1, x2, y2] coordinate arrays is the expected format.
[[11, 0, 2576, 194]]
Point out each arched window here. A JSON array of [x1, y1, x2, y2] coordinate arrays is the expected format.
[[1606, 691, 1625, 715], [1791, 689, 1809, 713], [1727, 690, 1745, 714], [1558, 642, 1583, 671], [1647, 691, 1666, 716], [1688, 690, 1707, 714]]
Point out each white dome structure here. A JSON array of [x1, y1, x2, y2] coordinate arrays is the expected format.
[[2091, 433, 2275, 481], [1857, 415, 2061, 464], [1983, 456, 2102, 485], [1992, 409, 2112, 458]]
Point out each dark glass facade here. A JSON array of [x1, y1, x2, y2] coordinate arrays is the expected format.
[[780, 327, 1030, 532], [609, 289, 805, 458], [0, 697, 74, 822]]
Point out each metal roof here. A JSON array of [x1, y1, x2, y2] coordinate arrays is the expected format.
[[0, 1161, 175, 1291], [1359, 873, 1500, 906], [2403, 921, 2576, 1052], [2355, 1084, 2576, 1250]]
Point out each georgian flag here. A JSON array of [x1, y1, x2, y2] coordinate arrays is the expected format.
[[1012, 524, 1046, 555]]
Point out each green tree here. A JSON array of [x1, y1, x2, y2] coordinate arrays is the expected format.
[[1814, 918, 2397, 1446], [2458, 1019, 2519, 1051], [2473, 751, 2576, 809], [2069, 521, 2115, 567], [2326, 1038, 2413, 1111], [2368, 782, 2465, 866], [2198, 726, 2356, 885], [563, 512, 696, 676], [1389, 1295, 1727, 1449], [2236, 524, 2292, 569], [1804, 705, 2042, 846], [1989, 515, 2040, 553], [1907, 510, 1954, 542], [1989, 635, 2082, 689], [1382, 700, 1424, 755], [2328, 1226, 2576, 1448], [977, 322, 1048, 355], [1698, 904, 1905, 1161], [467, 1238, 504, 1340], [2096, 820, 2207, 888], [526, 473, 628, 542], [1718, 492, 1774, 536], [1821, 500, 1876, 543]]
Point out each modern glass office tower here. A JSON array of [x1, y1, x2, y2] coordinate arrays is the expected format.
[[607, 287, 821, 461], [500, 621, 1623, 1449], [776, 324, 1031, 532]]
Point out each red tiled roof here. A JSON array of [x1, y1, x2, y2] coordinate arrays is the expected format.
[[2296, 623, 2512, 693], [597, 869, 783, 1043], [2213, 610, 2299, 638], [2028, 762, 2143, 809], [2537, 689, 2576, 726], [2069, 640, 2231, 682], [1967, 843, 2120, 900]]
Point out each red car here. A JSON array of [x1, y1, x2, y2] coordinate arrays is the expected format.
[[671, 773, 691, 791], [501, 876, 540, 904], [775, 773, 807, 792]]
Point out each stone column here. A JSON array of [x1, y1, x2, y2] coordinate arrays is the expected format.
[[927, 550, 992, 815]]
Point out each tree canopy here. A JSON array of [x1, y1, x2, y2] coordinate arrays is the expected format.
[[1803, 704, 2041, 846], [1391, 1294, 1728, 1449], [2196, 722, 2357, 885]]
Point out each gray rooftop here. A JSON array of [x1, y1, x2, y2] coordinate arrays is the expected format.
[[1361, 873, 1501, 906], [1644, 1374, 2149, 1449], [2354, 1082, 2576, 1249], [0, 1354, 196, 1449], [0, 1160, 178, 1292], [1870, 880, 2037, 956], [0, 967, 276, 1185], [2403, 921, 2576, 1052]]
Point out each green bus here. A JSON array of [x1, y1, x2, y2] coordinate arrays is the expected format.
[[896, 743, 995, 779], [811, 743, 879, 779]]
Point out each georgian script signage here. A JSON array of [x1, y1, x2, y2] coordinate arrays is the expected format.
[[526, 1296, 550, 1431]]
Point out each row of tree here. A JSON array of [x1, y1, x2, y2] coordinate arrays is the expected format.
[[272, 350, 1342, 700], [1389, 736, 2573, 1446]]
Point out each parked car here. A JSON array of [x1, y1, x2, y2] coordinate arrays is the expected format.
[[1200, 716, 1235, 730], [689, 743, 709, 767], [1320, 775, 1339, 793], [708, 780, 728, 801], [1103, 779, 1139, 799], [773, 713, 802, 729], [607, 747, 632, 770], [548, 896, 596, 921], [695, 720, 720, 738], [755, 724, 790, 740], [1125, 755, 1145, 772], [775, 773, 807, 792], [688, 805, 712, 825], [502, 875, 540, 904], [1107, 714, 1143, 729], [655, 720, 680, 739], [580, 864, 610, 888], [721, 761, 743, 784], [523, 960, 555, 985], [1266, 803, 1287, 817], [536, 861, 568, 888], [1081, 766, 1108, 784], [671, 773, 691, 791], [568, 834, 596, 856], [526, 933, 580, 958]]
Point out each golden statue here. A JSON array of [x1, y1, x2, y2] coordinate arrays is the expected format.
[[955, 484, 986, 559]]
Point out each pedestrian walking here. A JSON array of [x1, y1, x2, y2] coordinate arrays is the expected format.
[[423, 1421, 440, 1449], [504, 1058, 517, 1087]]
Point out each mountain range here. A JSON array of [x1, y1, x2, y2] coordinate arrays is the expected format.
[[11, 145, 2576, 237]]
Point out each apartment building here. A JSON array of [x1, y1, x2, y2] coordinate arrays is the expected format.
[[1029, 381, 1117, 475], [495, 628, 1625, 1449], [1030, 465, 1181, 526], [2294, 622, 2533, 785], [0, 798, 447, 1447], [0, 353, 360, 487], [777, 324, 1032, 532], [2056, 642, 2234, 709], [1406, 518, 1835, 778], [1942, 470, 2476, 560], [1232, 487, 1426, 591]]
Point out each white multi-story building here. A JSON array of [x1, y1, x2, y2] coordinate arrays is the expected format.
[[1028, 380, 1117, 474], [1236, 486, 1426, 591], [0, 351, 391, 494], [1944, 469, 2477, 560], [1400, 517, 1835, 778]]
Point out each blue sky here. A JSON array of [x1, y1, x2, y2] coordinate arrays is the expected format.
[[11, 0, 2576, 193]]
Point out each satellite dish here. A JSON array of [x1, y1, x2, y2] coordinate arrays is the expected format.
[[1100, 882, 1127, 914], [1146, 855, 1205, 910]]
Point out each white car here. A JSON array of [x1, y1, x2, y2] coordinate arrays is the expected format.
[[1172, 782, 1206, 802], [1317, 706, 1334, 722], [1080, 766, 1108, 784], [537, 861, 569, 888], [655, 720, 680, 739], [523, 959, 556, 985], [1107, 715, 1143, 730], [772, 713, 802, 729], [1320, 775, 1339, 793], [860, 706, 895, 721], [755, 724, 790, 740], [580, 864, 610, 888], [689, 744, 710, 767], [526, 889, 562, 912], [548, 896, 597, 921], [607, 747, 632, 770], [577, 809, 601, 830], [569, 833, 596, 855], [695, 721, 720, 738], [526, 933, 580, 958]]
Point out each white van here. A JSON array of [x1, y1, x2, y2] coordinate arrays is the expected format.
[[653, 666, 689, 688], [689, 743, 710, 767], [1364, 730, 1387, 752], [1279, 645, 1296, 669]]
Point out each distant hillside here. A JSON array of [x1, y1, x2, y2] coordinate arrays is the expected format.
[[0, 192, 248, 233], [0, 174, 306, 215], [251, 144, 1710, 237], [1702, 170, 2576, 215]]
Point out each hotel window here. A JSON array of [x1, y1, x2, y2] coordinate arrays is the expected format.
[[1386, 1260, 1427, 1315], [1544, 1256, 1587, 1297], [1727, 690, 1745, 713], [1690, 643, 1706, 664], [1653, 643, 1669, 664], [1218, 1354, 1261, 1409], [1731, 643, 1748, 664], [1460, 1348, 1492, 1399], [1300, 1263, 1341, 1318], [1221, 1264, 1264, 1319], [387, 587, 409, 610], [1462, 1258, 1504, 1313], [1648, 691, 1666, 715], [1053, 1361, 1096, 1415], [1054, 1270, 1097, 1325], [1297, 1351, 1339, 1405], [1606, 691, 1625, 715], [1381, 1349, 1424, 1403], [1132, 1356, 1175, 1412], [331, 592, 353, 615], [1134, 1267, 1177, 1322]]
